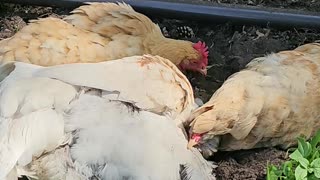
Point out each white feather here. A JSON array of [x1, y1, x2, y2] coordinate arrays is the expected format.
[[0, 55, 214, 179], [32, 55, 195, 121], [0, 109, 66, 179], [30, 146, 87, 180], [65, 95, 215, 180], [0, 72, 77, 179]]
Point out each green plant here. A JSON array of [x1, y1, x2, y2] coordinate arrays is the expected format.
[[267, 130, 320, 180]]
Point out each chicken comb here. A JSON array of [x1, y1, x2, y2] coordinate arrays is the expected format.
[[193, 41, 209, 65], [191, 133, 203, 142]]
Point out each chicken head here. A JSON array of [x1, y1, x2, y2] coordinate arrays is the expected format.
[[177, 41, 209, 75]]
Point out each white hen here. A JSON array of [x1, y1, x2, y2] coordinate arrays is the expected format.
[[0, 55, 215, 180]]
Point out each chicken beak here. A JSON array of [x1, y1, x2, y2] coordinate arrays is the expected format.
[[199, 68, 207, 76], [187, 139, 199, 149]]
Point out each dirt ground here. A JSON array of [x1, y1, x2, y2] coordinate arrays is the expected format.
[[211, 148, 287, 180], [1, 2, 320, 180]]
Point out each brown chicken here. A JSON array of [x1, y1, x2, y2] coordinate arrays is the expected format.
[[186, 43, 320, 158], [0, 2, 208, 75]]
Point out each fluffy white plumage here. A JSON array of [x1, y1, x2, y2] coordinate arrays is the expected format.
[[0, 55, 215, 180]]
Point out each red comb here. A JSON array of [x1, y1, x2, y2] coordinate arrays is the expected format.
[[191, 133, 203, 142], [193, 41, 209, 65]]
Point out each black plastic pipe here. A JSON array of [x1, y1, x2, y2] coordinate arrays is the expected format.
[[2, 0, 320, 28]]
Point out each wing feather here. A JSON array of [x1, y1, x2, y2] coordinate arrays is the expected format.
[[33, 55, 194, 120]]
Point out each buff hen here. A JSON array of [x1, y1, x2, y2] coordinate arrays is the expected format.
[[0, 2, 208, 75], [186, 43, 320, 158]]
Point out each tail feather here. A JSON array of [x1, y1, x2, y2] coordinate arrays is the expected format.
[[64, 2, 160, 37], [179, 164, 191, 180]]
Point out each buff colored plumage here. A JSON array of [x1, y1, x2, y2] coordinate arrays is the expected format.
[[187, 43, 320, 157], [0, 18, 109, 66], [0, 2, 208, 74]]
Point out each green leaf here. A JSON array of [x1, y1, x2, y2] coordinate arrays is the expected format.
[[314, 168, 320, 178], [297, 137, 312, 158], [311, 151, 320, 162], [265, 130, 320, 180], [307, 174, 320, 180], [290, 149, 303, 161], [311, 158, 320, 168], [289, 150, 309, 168], [311, 130, 320, 148], [282, 161, 295, 179], [295, 165, 308, 180], [267, 171, 279, 180], [311, 159, 320, 178], [267, 164, 281, 180]]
